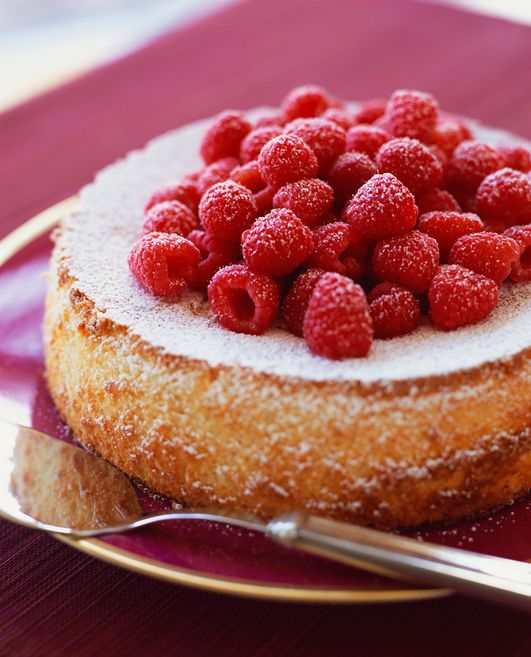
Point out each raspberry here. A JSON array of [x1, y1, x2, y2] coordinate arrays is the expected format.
[[303, 273, 373, 359], [285, 118, 346, 175], [143, 201, 198, 237], [347, 173, 418, 239], [241, 208, 313, 275], [281, 84, 332, 121], [428, 264, 498, 330], [417, 211, 484, 259], [254, 113, 285, 128], [376, 137, 443, 194], [497, 145, 531, 173], [198, 157, 240, 194], [385, 90, 438, 143], [128, 232, 200, 297], [145, 182, 198, 213], [476, 167, 531, 225], [282, 268, 325, 336], [416, 188, 461, 215], [258, 134, 318, 187], [273, 179, 333, 226], [327, 152, 378, 205], [448, 232, 520, 284], [240, 126, 283, 163], [229, 161, 265, 192], [432, 117, 471, 156], [200, 110, 251, 164], [199, 181, 257, 242], [345, 125, 389, 159], [187, 229, 240, 291], [305, 222, 364, 278], [449, 141, 505, 192], [352, 99, 387, 125], [208, 264, 280, 335], [504, 225, 531, 282], [367, 283, 421, 339], [322, 108, 353, 131], [254, 185, 276, 214], [372, 231, 439, 293]]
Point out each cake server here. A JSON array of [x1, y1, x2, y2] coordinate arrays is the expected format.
[[1, 418, 530, 610]]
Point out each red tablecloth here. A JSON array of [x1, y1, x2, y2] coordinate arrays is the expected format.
[[1, 0, 531, 654]]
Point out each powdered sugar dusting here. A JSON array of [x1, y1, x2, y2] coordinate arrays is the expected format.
[[59, 107, 531, 383]]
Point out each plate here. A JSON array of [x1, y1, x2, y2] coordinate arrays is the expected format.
[[1, 198, 530, 603]]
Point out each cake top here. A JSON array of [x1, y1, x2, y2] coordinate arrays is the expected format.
[[60, 108, 531, 384]]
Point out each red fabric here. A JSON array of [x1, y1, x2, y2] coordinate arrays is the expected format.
[[1, 0, 531, 654]]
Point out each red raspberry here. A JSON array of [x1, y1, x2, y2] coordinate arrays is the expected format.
[[432, 117, 471, 156], [321, 108, 353, 131], [285, 118, 346, 175], [504, 225, 531, 282], [347, 173, 418, 239], [497, 145, 531, 173], [385, 90, 438, 143], [229, 161, 265, 192], [143, 201, 198, 237], [208, 264, 280, 335], [476, 167, 531, 225], [240, 126, 283, 163], [199, 181, 257, 242], [281, 84, 332, 122], [428, 264, 498, 330], [449, 141, 505, 192], [253, 113, 285, 128], [241, 208, 313, 275], [345, 125, 389, 159], [448, 232, 520, 284], [273, 179, 333, 226], [128, 232, 200, 297], [416, 188, 461, 215], [372, 231, 439, 293], [282, 268, 325, 336], [198, 157, 240, 194], [327, 152, 378, 205], [254, 185, 276, 214], [376, 137, 443, 194], [368, 283, 421, 339], [187, 229, 240, 291], [305, 222, 364, 279], [417, 211, 484, 259], [200, 110, 251, 164], [303, 273, 373, 359], [352, 99, 387, 125], [258, 134, 318, 187], [145, 182, 198, 213]]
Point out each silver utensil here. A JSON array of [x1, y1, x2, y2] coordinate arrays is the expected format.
[[1, 418, 530, 609]]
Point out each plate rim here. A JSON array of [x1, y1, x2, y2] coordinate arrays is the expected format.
[[0, 198, 452, 603]]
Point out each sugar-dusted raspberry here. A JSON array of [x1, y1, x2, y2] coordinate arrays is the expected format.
[[417, 210, 484, 259], [208, 263, 280, 335], [375, 137, 443, 194], [476, 167, 531, 225], [229, 161, 265, 193], [258, 134, 318, 187], [242, 208, 313, 275], [367, 283, 421, 339], [504, 225, 531, 282], [345, 125, 389, 159], [305, 222, 364, 278], [497, 145, 531, 173], [199, 180, 257, 242], [200, 110, 251, 164], [321, 108, 353, 131], [428, 264, 498, 330], [303, 272, 373, 359], [187, 229, 240, 290], [448, 232, 520, 285], [449, 141, 505, 192], [285, 117, 346, 175], [327, 152, 378, 205], [432, 117, 471, 157], [347, 173, 418, 239], [145, 181, 198, 213], [253, 113, 286, 129], [198, 157, 240, 194], [254, 185, 276, 214], [143, 201, 198, 237], [128, 232, 200, 297], [273, 179, 333, 226], [281, 84, 332, 122], [416, 188, 461, 215], [282, 268, 325, 336], [385, 90, 438, 143], [240, 126, 283, 163], [352, 99, 387, 125], [372, 230, 439, 293]]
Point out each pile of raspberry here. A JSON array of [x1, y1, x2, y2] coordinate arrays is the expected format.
[[129, 86, 531, 360]]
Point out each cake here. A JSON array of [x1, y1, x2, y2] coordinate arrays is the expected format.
[[44, 89, 531, 529]]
